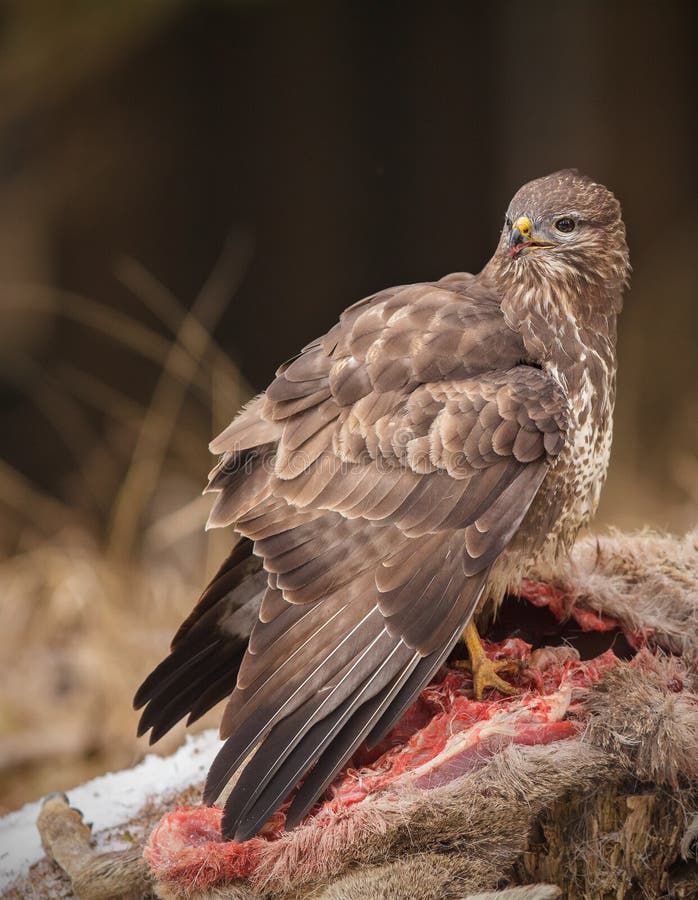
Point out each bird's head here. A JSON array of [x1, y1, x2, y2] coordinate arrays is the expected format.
[[495, 170, 630, 304]]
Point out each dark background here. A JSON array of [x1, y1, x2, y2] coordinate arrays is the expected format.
[[1, 0, 697, 539], [0, 0, 696, 809]]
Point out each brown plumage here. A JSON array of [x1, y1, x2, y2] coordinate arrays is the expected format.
[[134, 169, 630, 842]]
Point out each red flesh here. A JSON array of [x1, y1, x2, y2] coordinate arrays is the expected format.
[[145, 612, 624, 889]]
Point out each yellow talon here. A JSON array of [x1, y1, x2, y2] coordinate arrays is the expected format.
[[457, 620, 523, 700]]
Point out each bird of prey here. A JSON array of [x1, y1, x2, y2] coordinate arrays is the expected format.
[[135, 169, 630, 843]]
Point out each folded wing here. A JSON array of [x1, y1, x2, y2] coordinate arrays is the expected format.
[[135, 275, 568, 841]]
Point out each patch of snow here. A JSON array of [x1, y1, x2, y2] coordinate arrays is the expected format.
[[0, 729, 221, 891]]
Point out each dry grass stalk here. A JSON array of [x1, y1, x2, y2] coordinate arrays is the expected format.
[[0, 247, 252, 810]]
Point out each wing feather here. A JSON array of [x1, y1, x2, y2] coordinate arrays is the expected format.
[[134, 540, 264, 739], [222, 641, 419, 842], [136, 274, 570, 842]]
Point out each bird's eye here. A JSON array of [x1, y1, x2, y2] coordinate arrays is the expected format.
[[505, 216, 512, 229], [554, 217, 576, 234]]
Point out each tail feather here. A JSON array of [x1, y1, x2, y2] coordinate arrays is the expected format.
[[284, 625, 461, 830], [133, 539, 264, 740]]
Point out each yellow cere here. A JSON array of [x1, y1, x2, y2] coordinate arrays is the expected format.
[[512, 216, 533, 238]]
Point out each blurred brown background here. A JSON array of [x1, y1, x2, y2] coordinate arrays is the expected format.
[[0, 0, 696, 812]]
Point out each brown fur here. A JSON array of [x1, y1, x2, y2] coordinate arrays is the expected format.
[[34, 794, 151, 899], [532, 527, 698, 657], [24, 529, 698, 899]]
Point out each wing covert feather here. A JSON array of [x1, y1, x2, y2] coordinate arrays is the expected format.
[[136, 272, 571, 842]]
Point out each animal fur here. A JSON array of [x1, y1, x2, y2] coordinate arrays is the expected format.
[[25, 529, 698, 899]]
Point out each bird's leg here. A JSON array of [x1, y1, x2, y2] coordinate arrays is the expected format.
[[458, 620, 522, 700]]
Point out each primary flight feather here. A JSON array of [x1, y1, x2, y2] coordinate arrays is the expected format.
[[135, 169, 630, 842]]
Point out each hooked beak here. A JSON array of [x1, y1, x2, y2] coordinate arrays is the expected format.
[[508, 216, 556, 258]]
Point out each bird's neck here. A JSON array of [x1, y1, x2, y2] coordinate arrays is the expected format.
[[505, 286, 616, 375], [496, 276, 620, 553], [482, 260, 620, 401]]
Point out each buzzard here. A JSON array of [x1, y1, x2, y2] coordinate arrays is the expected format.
[[135, 170, 630, 842]]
